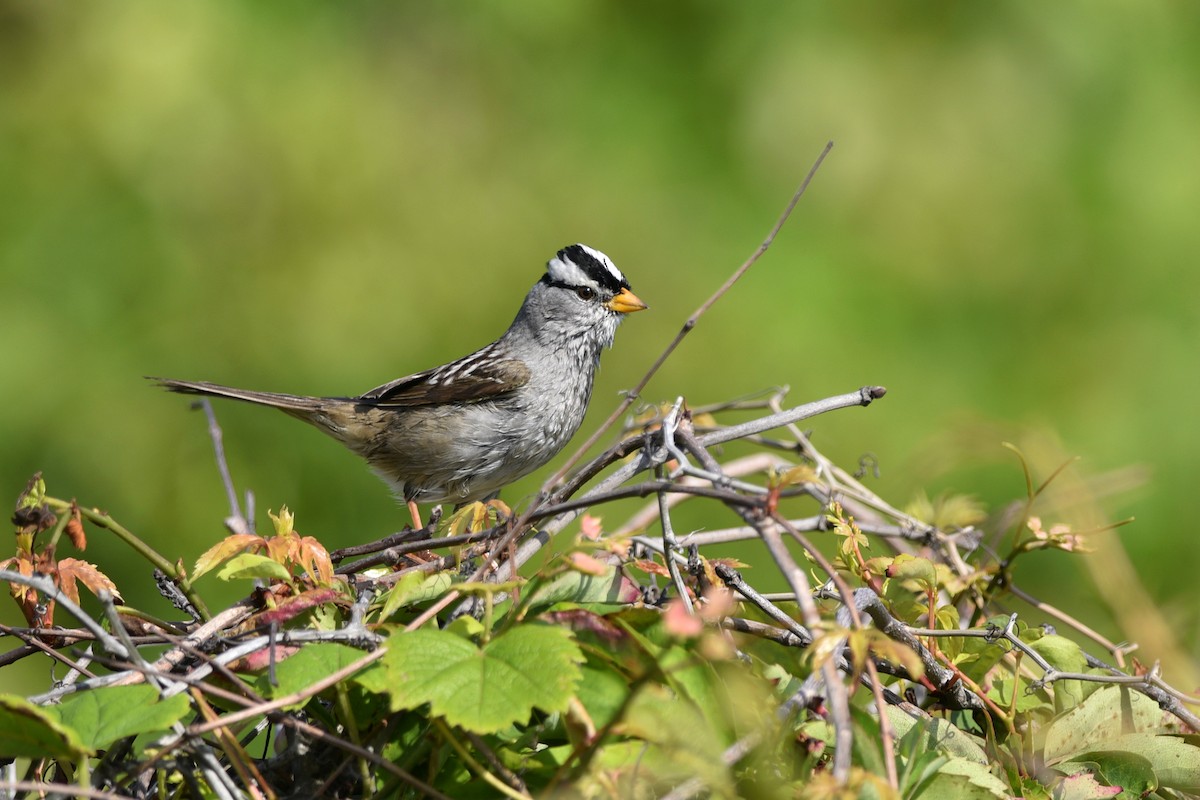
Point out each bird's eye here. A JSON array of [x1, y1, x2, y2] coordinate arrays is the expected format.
[[575, 286, 596, 301]]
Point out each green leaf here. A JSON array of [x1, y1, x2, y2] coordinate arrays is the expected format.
[[904, 491, 986, 529], [885, 706, 989, 764], [1060, 750, 1156, 797], [953, 631, 1012, 683], [526, 564, 639, 608], [378, 570, 455, 620], [573, 660, 631, 729], [49, 685, 191, 752], [1028, 634, 1088, 712], [0, 694, 91, 759], [256, 643, 370, 704], [989, 675, 1053, 716], [1093, 734, 1200, 792], [216, 553, 293, 582], [613, 683, 733, 796], [16, 473, 48, 511], [886, 554, 938, 590], [368, 624, 584, 733], [913, 757, 1011, 799], [1044, 685, 1176, 763], [443, 614, 485, 639]]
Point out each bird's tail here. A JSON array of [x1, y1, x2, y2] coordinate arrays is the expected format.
[[150, 377, 324, 414]]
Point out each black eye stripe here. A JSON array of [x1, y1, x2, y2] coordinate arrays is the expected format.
[[542, 278, 598, 298]]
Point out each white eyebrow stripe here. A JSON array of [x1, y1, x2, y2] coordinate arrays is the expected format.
[[546, 254, 591, 286], [575, 244, 626, 284]]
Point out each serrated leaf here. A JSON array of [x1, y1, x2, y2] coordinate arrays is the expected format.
[[57, 557, 122, 604], [49, 685, 191, 752], [631, 558, 671, 577], [216, 552, 293, 582], [256, 643, 370, 705], [378, 570, 455, 620], [193, 534, 264, 579], [917, 757, 1011, 799], [296, 535, 333, 585], [0, 694, 91, 759], [444, 501, 503, 535], [1044, 685, 1185, 764], [953, 630, 1013, 681], [884, 707, 989, 764], [370, 624, 584, 733], [905, 491, 986, 529], [1078, 733, 1200, 792]]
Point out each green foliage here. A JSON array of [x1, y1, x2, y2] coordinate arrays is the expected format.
[[364, 625, 584, 734], [48, 685, 191, 754], [214, 552, 293, 583], [0, 695, 90, 761], [2, 468, 1199, 798]]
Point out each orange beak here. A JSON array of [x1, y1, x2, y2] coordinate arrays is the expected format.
[[606, 287, 648, 314]]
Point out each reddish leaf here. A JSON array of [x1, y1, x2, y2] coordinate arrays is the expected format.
[[254, 588, 341, 627], [631, 559, 670, 577], [697, 586, 736, 621], [58, 558, 122, 605], [265, 532, 298, 566], [4, 555, 56, 629], [228, 644, 302, 673], [541, 609, 627, 646], [298, 536, 333, 585], [662, 598, 702, 638], [567, 552, 611, 576], [65, 504, 87, 550], [579, 514, 604, 541]]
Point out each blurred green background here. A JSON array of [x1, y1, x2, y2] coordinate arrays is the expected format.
[[3, 2, 1198, 689]]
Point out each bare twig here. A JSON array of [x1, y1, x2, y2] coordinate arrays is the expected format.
[[196, 397, 251, 535], [543, 141, 835, 494]]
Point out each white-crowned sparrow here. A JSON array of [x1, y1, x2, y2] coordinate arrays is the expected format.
[[154, 244, 646, 524]]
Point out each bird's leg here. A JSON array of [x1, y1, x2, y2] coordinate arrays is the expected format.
[[406, 499, 423, 530]]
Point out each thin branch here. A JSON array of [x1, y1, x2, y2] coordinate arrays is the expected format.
[[196, 397, 247, 532], [0, 570, 128, 658], [542, 141, 834, 493]]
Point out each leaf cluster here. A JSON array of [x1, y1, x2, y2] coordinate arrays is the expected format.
[[1, 393, 1196, 799]]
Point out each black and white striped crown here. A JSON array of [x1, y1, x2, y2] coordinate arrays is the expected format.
[[546, 244, 629, 293]]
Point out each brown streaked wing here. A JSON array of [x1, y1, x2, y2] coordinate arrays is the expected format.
[[356, 357, 530, 407]]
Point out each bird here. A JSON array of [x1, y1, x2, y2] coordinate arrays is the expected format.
[[153, 244, 647, 527]]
